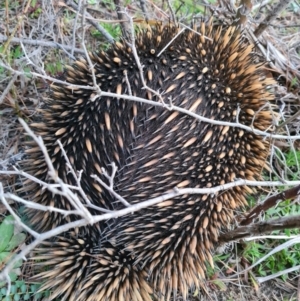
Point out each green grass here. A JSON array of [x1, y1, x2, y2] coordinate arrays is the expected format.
[[243, 239, 300, 281], [213, 149, 300, 284], [92, 23, 121, 41], [0, 216, 54, 301], [0, 45, 31, 80], [243, 146, 300, 281], [0, 282, 52, 301]]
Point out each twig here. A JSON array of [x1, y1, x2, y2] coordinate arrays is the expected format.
[[0, 74, 18, 105], [139, 0, 149, 22], [114, 0, 131, 41], [124, 10, 165, 103], [80, 0, 101, 97], [241, 184, 300, 225], [254, 0, 293, 37], [0, 61, 297, 140], [157, 27, 186, 57], [276, 109, 300, 130], [3, 192, 81, 217], [0, 34, 85, 56], [166, 0, 177, 24], [66, 0, 114, 43], [2, 0, 32, 54], [224, 233, 300, 281], [257, 265, 300, 284], [57, 140, 92, 207], [19, 119, 94, 221], [71, 0, 83, 57], [220, 215, 300, 243], [234, 0, 253, 27], [1, 119, 300, 288], [3, 62, 299, 140], [94, 90, 296, 140], [2, 164, 300, 193], [123, 70, 132, 95], [91, 163, 131, 207], [0, 184, 39, 238]]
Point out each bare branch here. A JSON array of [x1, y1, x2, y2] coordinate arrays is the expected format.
[[254, 0, 293, 37], [241, 184, 300, 225], [66, 0, 114, 43], [222, 231, 300, 282], [114, 0, 131, 41], [0, 34, 85, 56], [139, 0, 149, 22], [0, 74, 18, 105], [220, 215, 300, 243], [92, 163, 131, 207]]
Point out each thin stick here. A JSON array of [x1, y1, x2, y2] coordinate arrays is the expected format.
[[254, 0, 293, 37]]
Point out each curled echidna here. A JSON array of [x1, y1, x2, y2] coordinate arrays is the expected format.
[[22, 21, 274, 301]]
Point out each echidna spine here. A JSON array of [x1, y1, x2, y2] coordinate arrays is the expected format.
[[22, 21, 274, 301]]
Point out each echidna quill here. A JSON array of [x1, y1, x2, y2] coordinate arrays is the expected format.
[[21, 21, 274, 301]]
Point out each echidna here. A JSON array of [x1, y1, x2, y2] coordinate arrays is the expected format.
[[22, 21, 275, 301]]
